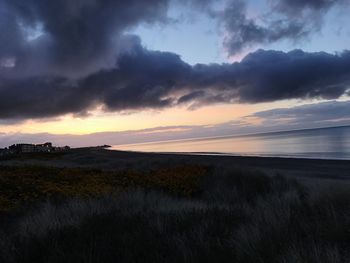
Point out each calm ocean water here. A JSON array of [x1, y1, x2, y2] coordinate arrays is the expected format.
[[111, 126, 350, 160]]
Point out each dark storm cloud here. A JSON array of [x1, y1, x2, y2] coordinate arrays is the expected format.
[[228, 49, 350, 102], [0, 0, 350, 121], [185, 49, 350, 104], [81, 38, 192, 111], [0, 76, 93, 119], [221, 0, 347, 55], [221, 0, 308, 55], [0, 43, 350, 120], [0, 0, 174, 76], [0, 36, 190, 119]]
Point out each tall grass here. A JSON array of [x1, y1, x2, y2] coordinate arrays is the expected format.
[[0, 166, 349, 262]]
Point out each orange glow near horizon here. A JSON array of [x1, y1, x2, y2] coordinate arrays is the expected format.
[[0, 100, 306, 135]]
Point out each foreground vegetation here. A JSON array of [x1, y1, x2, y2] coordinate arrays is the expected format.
[[0, 165, 207, 211], [0, 163, 349, 262]]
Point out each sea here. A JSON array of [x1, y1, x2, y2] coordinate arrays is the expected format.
[[111, 126, 350, 160]]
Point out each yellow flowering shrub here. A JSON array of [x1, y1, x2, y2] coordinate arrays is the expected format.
[[0, 164, 208, 211]]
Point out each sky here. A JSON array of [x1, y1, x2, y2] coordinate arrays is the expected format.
[[0, 0, 350, 147]]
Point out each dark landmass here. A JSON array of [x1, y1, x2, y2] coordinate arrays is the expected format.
[[0, 148, 349, 262]]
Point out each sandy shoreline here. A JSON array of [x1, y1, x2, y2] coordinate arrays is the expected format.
[[1, 147, 349, 181]]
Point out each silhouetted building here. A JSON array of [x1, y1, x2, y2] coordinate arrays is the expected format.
[[35, 142, 53, 152], [9, 144, 36, 153], [8, 142, 68, 154]]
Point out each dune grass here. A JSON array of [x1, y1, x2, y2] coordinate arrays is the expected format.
[[0, 164, 349, 262]]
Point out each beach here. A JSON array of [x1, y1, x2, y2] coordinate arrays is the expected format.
[[2, 147, 350, 180]]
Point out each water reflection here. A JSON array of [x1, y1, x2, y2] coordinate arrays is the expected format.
[[112, 126, 350, 160]]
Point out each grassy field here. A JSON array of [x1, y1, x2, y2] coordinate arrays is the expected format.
[[0, 151, 349, 262]]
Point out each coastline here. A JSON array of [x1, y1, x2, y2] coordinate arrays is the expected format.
[[109, 125, 350, 161], [115, 149, 350, 161], [2, 147, 350, 181], [109, 124, 350, 148]]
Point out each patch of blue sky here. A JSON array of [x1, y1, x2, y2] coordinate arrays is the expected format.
[[131, 3, 227, 65]]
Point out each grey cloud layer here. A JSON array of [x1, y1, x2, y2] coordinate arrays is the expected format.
[[0, 0, 173, 76], [0, 0, 219, 77], [1, 0, 346, 74], [222, 0, 347, 55], [253, 100, 350, 125], [0, 0, 349, 121], [0, 42, 349, 119], [274, 0, 345, 13], [222, 0, 307, 55]]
